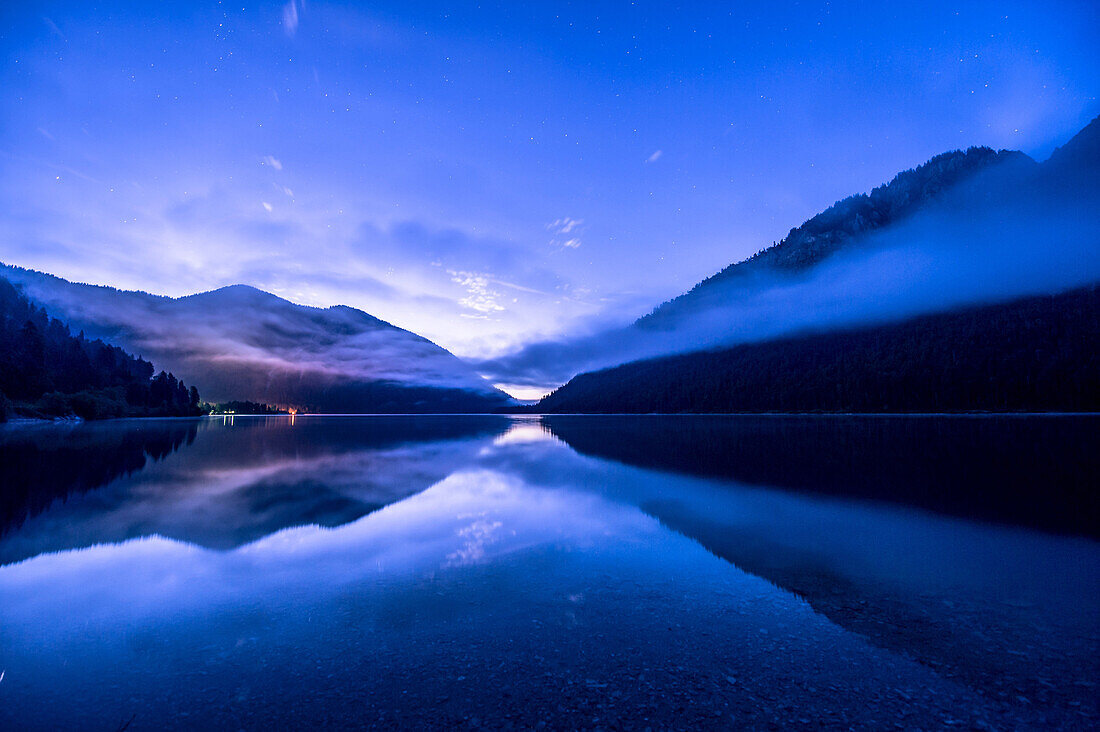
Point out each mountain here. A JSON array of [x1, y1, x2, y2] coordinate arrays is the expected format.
[[513, 116, 1100, 410], [482, 120, 1100, 388], [644, 115, 1100, 332], [536, 285, 1100, 414], [0, 266, 512, 413], [637, 146, 1036, 330], [0, 275, 202, 420]]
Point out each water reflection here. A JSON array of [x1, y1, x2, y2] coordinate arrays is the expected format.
[[0, 415, 509, 563], [536, 415, 1100, 722], [0, 419, 199, 538], [542, 414, 1100, 537], [0, 415, 1096, 729]]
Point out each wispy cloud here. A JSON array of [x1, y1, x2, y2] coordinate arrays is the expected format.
[[262, 155, 283, 170], [547, 217, 584, 249], [448, 270, 505, 314], [646, 150, 663, 163], [282, 1, 300, 37], [42, 17, 64, 39]]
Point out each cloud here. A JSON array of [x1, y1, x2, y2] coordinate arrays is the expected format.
[[262, 201, 273, 212], [549, 217, 583, 234], [646, 150, 663, 163], [547, 217, 584, 249], [281, 1, 299, 37], [262, 155, 283, 170], [479, 159, 1100, 391], [42, 17, 64, 39], [448, 270, 506, 314]]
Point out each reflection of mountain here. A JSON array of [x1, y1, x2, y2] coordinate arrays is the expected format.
[[541, 414, 1100, 537], [540, 414, 1100, 720], [0, 419, 198, 537], [0, 268, 513, 413], [0, 416, 509, 564]]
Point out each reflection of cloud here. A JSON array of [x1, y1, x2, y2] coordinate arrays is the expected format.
[[0, 468, 650, 636], [0, 420, 507, 561], [445, 514, 503, 567]]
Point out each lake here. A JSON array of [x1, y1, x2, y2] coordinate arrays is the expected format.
[[1, 415, 1097, 729]]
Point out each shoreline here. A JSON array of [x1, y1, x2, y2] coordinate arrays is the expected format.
[[3, 410, 1099, 428]]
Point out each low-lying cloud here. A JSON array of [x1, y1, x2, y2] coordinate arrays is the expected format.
[[479, 160, 1100, 392]]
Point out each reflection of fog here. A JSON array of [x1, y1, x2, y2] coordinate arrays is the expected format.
[[0, 416, 509, 563], [1, 416, 1097, 727], [0, 468, 649, 636], [491, 418, 562, 446], [491, 420, 1100, 717]]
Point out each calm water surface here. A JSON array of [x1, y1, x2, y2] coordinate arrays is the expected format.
[[0, 415, 1097, 729]]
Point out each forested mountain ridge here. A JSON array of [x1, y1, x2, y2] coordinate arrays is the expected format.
[[0, 264, 513, 414], [638, 146, 1034, 329], [537, 286, 1100, 414], [0, 276, 202, 421]]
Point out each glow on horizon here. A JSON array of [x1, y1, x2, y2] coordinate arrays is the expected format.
[[493, 383, 554, 402]]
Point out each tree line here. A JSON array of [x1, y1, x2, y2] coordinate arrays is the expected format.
[[539, 286, 1100, 414], [0, 277, 203, 420]]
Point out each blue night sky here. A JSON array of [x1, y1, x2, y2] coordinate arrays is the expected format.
[[1, 1, 1097, 365]]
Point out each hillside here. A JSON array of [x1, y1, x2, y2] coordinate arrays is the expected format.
[[0, 267, 512, 413], [537, 286, 1100, 414], [0, 276, 202, 420], [637, 146, 1035, 329], [483, 118, 1099, 390], [639, 117, 1098, 332]]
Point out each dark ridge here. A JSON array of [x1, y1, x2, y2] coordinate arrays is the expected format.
[[538, 285, 1100, 414]]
